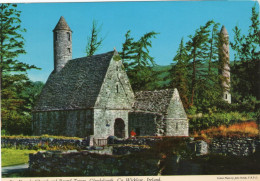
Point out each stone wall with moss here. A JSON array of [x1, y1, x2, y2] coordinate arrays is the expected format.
[[209, 137, 260, 156], [128, 112, 164, 136], [32, 110, 93, 137], [29, 150, 159, 176]]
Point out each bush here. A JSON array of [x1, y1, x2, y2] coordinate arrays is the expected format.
[[193, 121, 259, 138], [1, 129, 9, 136], [189, 112, 252, 133], [187, 105, 197, 115]]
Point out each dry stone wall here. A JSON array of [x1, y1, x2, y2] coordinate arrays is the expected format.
[[107, 136, 163, 146], [1, 137, 88, 150], [29, 151, 159, 176], [209, 137, 260, 156]]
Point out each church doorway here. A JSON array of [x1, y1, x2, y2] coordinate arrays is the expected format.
[[114, 118, 125, 138]]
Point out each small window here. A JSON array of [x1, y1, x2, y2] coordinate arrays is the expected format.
[[54, 32, 57, 41], [67, 32, 71, 41], [68, 48, 71, 53], [225, 94, 228, 99], [116, 84, 119, 93], [116, 66, 119, 71], [176, 123, 178, 130]]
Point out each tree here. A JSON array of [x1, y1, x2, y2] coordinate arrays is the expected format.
[[85, 20, 104, 56], [120, 31, 159, 91], [119, 30, 136, 71], [208, 22, 220, 74], [186, 20, 214, 106], [230, 4, 260, 100], [169, 38, 190, 108], [0, 4, 39, 134]]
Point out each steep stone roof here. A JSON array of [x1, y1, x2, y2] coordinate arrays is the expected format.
[[133, 89, 174, 114], [220, 25, 228, 35], [53, 16, 72, 32], [33, 51, 114, 111]]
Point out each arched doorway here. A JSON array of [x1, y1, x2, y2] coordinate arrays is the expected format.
[[114, 118, 125, 138]]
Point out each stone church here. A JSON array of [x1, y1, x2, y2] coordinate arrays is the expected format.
[[32, 16, 189, 139]]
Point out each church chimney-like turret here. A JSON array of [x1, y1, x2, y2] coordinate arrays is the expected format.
[[219, 25, 231, 103], [53, 16, 72, 73]]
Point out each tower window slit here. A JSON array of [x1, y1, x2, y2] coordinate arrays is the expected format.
[[116, 84, 119, 93], [67, 32, 71, 41], [68, 48, 71, 53]]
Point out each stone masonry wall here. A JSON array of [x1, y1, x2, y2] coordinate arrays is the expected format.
[[107, 136, 163, 146], [29, 150, 159, 176], [128, 112, 164, 136], [3, 136, 259, 157], [1, 137, 88, 150], [108, 137, 260, 156], [93, 57, 135, 139], [209, 137, 260, 156], [54, 29, 72, 73], [32, 109, 93, 137], [165, 119, 189, 136], [94, 109, 129, 139]]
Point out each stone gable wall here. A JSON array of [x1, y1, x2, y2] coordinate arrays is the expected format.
[[94, 109, 129, 139], [95, 58, 134, 109], [165, 119, 189, 136], [93, 58, 134, 139]]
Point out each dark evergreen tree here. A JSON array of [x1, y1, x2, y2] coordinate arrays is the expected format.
[[86, 20, 104, 56], [230, 4, 260, 101], [208, 22, 220, 74], [119, 30, 135, 71], [0, 4, 39, 134], [186, 20, 214, 106], [169, 38, 190, 108], [120, 31, 159, 91]]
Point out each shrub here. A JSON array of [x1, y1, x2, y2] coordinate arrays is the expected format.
[[1, 129, 9, 136], [187, 105, 197, 115], [193, 121, 259, 138], [189, 112, 253, 133]]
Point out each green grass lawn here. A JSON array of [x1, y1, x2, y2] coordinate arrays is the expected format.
[[1, 148, 38, 167]]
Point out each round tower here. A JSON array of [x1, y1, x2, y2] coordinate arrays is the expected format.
[[53, 16, 72, 73], [219, 25, 231, 103]]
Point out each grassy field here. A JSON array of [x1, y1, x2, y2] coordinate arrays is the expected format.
[[1, 148, 38, 167]]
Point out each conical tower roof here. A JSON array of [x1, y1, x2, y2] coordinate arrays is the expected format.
[[53, 16, 72, 31], [220, 25, 228, 36]]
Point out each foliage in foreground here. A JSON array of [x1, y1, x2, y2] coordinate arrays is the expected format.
[[193, 121, 259, 138], [1, 4, 42, 136], [1, 148, 38, 167], [189, 111, 257, 132]]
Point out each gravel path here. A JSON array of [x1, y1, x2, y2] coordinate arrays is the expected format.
[[1, 164, 29, 175]]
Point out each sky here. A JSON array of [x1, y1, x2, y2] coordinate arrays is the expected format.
[[13, 0, 260, 82]]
